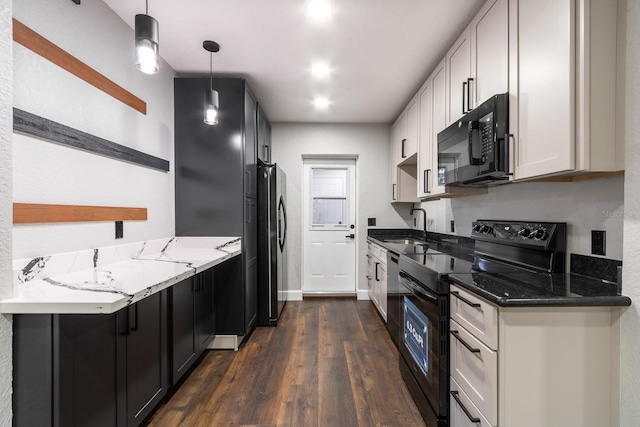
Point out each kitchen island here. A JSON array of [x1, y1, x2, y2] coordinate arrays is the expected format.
[[6, 236, 241, 427]]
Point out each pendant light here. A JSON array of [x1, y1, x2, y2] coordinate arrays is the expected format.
[[203, 40, 220, 126], [135, 0, 159, 74]]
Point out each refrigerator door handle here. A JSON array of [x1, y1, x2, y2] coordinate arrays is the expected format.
[[278, 196, 287, 251]]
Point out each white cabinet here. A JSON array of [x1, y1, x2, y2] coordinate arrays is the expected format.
[[511, 0, 622, 180], [390, 96, 419, 204], [367, 241, 387, 321], [431, 59, 448, 196], [449, 284, 619, 427], [416, 78, 433, 198], [470, 0, 509, 108], [446, 28, 472, 125], [404, 96, 419, 160], [447, 0, 509, 125]]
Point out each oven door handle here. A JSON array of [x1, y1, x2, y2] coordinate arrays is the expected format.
[[450, 391, 481, 424], [451, 291, 481, 308], [450, 330, 481, 354], [400, 274, 438, 302]]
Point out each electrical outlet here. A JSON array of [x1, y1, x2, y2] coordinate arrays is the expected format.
[[115, 221, 123, 239], [591, 230, 605, 255], [450, 220, 455, 233], [367, 218, 376, 226]]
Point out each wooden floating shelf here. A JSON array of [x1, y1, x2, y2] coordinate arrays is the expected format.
[[14, 203, 147, 224], [12, 18, 146, 115]]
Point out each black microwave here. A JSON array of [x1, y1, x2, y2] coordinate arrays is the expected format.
[[437, 93, 509, 186]]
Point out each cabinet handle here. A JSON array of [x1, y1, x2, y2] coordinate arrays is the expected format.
[[392, 184, 397, 201], [120, 307, 131, 336], [450, 391, 481, 424], [462, 81, 467, 114], [450, 330, 481, 353], [466, 78, 474, 111], [375, 262, 380, 281], [264, 145, 270, 163], [451, 290, 481, 308], [505, 133, 514, 176], [130, 303, 139, 332], [423, 169, 431, 194], [401, 139, 407, 158]]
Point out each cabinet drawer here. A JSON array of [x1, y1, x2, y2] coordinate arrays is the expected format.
[[450, 319, 497, 425], [450, 284, 498, 350], [450, 376, 494, 427]]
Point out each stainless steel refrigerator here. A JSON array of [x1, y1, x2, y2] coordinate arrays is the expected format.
[[257, 161, 288, 325]]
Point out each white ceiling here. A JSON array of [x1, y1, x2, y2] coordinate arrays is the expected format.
[[102, 0, 485, 123]]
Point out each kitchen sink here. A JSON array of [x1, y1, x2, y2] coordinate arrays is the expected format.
[[384, 238, 428, 246]]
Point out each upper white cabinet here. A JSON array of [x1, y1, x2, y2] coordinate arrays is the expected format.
[[430, 59, 449, 197], [390, 111, 419, 203], [417, 78, 432, 198], [447, 0, 509, 126], [470, 0, 509, 108], [446, 29, 472, 125], [511, 0, 622, 180], [404, 96, 419, 160]]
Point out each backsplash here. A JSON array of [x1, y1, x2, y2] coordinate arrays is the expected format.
[[414, 175, 624, 261]]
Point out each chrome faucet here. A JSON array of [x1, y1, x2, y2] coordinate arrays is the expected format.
[[410, 204, 427, 237]]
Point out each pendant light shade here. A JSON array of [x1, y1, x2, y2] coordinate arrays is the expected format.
[[204, 88, 219, 125], [203, 40, 221, 126], [135, 5, 159, 74]]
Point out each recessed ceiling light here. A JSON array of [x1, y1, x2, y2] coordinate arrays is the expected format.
[[306, 0, 332, 20], [313, 97, 330, 109], [311, 62, 331, 78]]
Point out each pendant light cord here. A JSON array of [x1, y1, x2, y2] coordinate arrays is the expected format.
[[210, 52, 213, 91], [145, 0, 149, 15]]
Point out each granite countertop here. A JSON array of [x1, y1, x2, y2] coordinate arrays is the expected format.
[[448, 271, 632, 307], [0, 236, 241, 315]]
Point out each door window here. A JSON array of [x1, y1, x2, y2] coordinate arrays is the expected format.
[[310, 168, 348, 228]]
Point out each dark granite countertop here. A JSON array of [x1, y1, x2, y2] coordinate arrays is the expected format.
[[367, 229, 474, 258], [448, 271, 631, 307]]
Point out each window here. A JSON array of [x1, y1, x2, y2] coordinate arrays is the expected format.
[[310, 168, 348, 227]]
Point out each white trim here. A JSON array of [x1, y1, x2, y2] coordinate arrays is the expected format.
[[302, 154, 359, 160], [208, 334, 244, 351], [357, 289, 370, 300], [287, 290, 303, 301]]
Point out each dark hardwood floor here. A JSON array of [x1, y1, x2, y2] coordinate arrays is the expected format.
[[145, 298, 426, 427]]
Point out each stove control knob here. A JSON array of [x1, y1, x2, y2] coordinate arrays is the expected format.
[[533, 228, 548, 240], [480, 225, 493, 234], [518, 227, 533, 238], [472, 223, 482, 232]]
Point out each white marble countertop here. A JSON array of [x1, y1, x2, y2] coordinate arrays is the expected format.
[[0, 236, 241, 314]]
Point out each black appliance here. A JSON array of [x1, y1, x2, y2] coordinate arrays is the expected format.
[[398, 251, 474, 427], [448, 220, 576, 305], [438, 93, 509, 186], [257, 162, 288, 325]]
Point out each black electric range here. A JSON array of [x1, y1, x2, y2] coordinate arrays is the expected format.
[[447, 220, 631, 307]]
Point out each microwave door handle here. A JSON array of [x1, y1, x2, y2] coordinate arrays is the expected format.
[[468, 120, 482, 165]]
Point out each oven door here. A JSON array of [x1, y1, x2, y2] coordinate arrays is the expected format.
[[398, 271, 448, 418]]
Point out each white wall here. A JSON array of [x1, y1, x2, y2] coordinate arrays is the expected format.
[[0, 0, 13, 423], [414, 176, 625, 260], [620, 0, 640, 424], [272, 123, 410, 293], [12, 0, 176, 259]]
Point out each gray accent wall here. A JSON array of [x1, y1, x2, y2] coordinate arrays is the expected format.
[[271, 123, 410, 295]]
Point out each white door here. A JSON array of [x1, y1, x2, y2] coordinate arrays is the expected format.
[[302, 159, 357, 293]]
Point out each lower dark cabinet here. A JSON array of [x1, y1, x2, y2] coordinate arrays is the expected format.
[[170, 269, 215, 385], [119, 292, 168, 426], [13, 292, 168, 427]]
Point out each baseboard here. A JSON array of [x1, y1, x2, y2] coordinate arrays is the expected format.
[[208, 334, 244, 351], [357, 289, 370, 300], [287, 290, 303, 301]]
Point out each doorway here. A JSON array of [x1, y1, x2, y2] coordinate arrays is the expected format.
[[302, 158, 357, 294]]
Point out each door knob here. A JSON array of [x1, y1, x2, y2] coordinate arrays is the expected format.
[[345, 234, 355, 239]]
